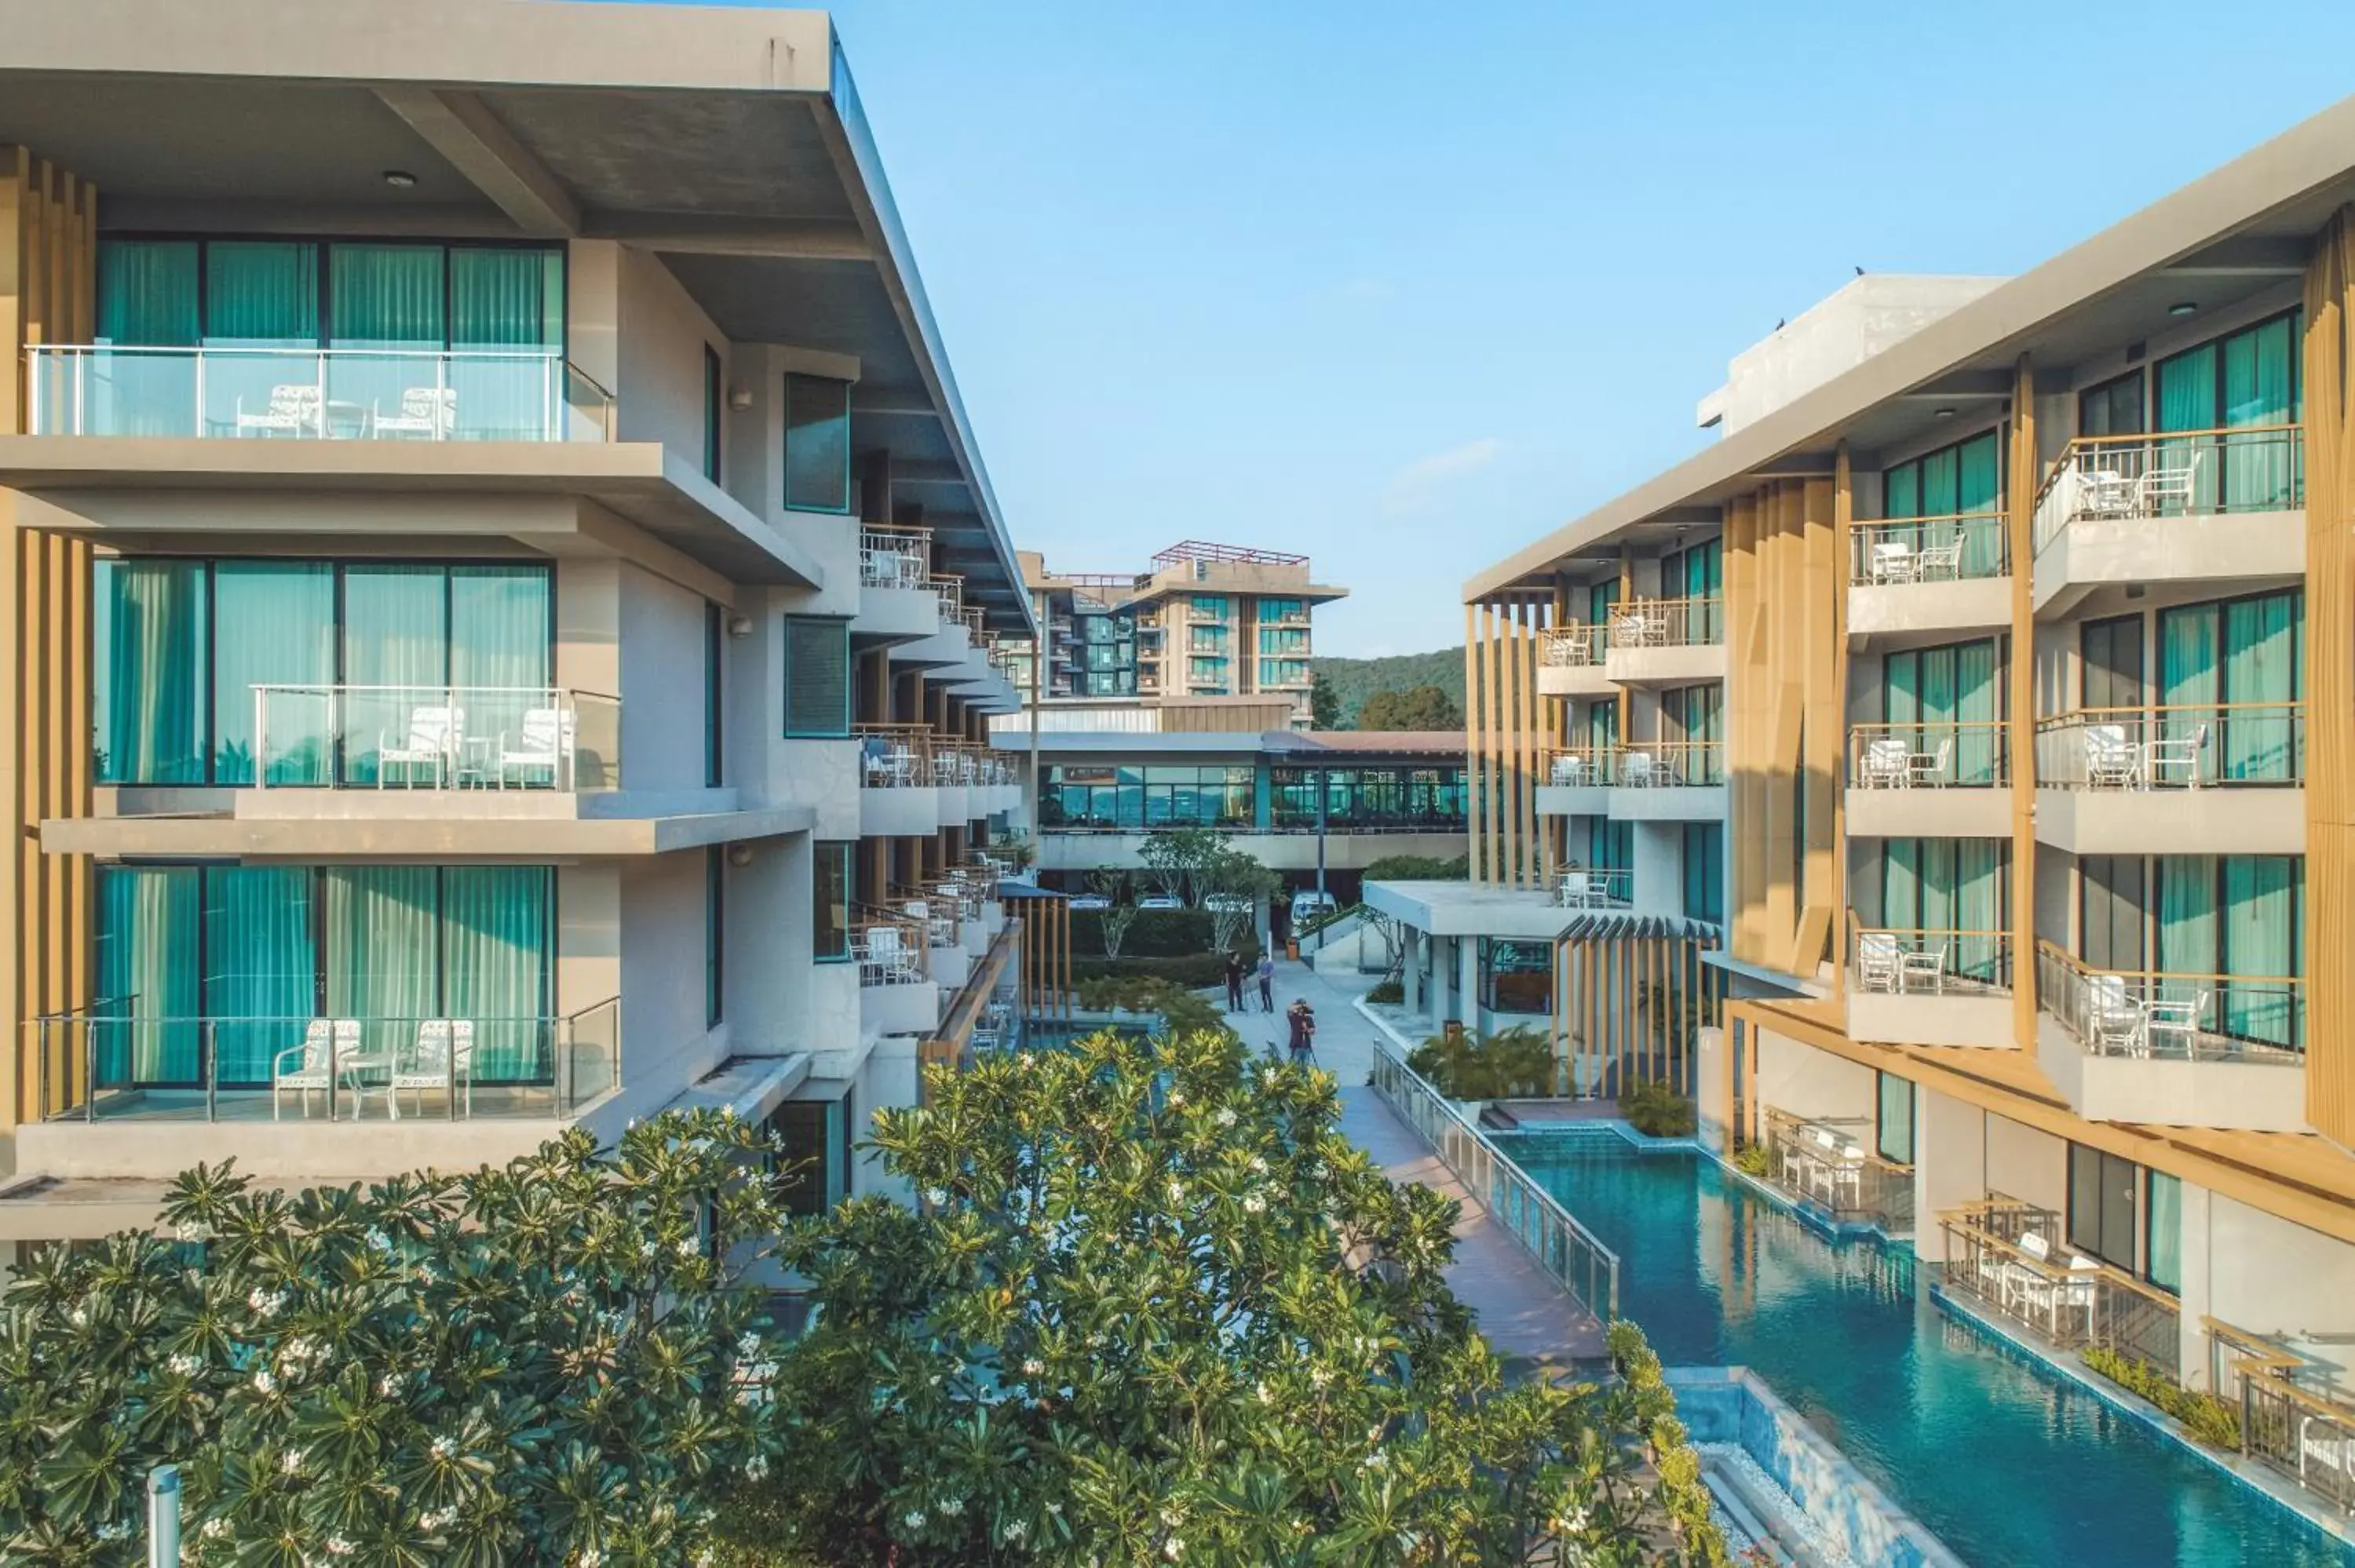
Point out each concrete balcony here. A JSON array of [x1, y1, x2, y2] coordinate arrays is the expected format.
[[1535, 626, 1615, 697], [1846, 930, 2014, 1048], [1603, 596, 1725, 686], [2028, 428, 2304, 618], [855, 912, 941, 1037], [1844, 721, 2010, 838], [1535, 743, 1725, 822], [853, 526, 947, 644], [1845, 513, 2011, 641], [2033, 943, 2306, 1132], [2032, 706, 2304, 855]]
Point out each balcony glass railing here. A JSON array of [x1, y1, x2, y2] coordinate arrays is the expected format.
[[249, 684, 619, 792], [2031, 425, 2304, 555], [2033, 704, 2304, 789], [2036, 942, 2303, 1060], [31, 997, 618, 1122], [1848, 720, 2009, 788], [1608, 595, 1723, 650], [1543, 741, 1723, 788], [1850, 927, 2012, 995], [27, 345, 615, 443], [1849, 512, 2009, 585]]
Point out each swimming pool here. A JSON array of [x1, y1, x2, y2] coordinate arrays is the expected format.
[[1498, 1128, 2354, 1567]]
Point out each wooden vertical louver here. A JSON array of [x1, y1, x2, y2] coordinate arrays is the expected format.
[[2304, 211, 2355, 1144], [0, 148, 97, 1129], [2006, 356, 2042, 1053]]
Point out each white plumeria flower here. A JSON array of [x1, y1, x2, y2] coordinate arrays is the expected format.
[[1017, 1052, 1036, 1067], [1255, 1381, 1272, 1404], [737, 1332, 762, 1358], [1214, 1107, 1237, 1127], [745, 1453, 769, 1481], [279, 1449, 305, 1476], [67, 1307, 88, 1328], [1247, 1155, 1268, 1174], [1363, 1451, 1387, 1471], [252, 1369, 277, 1395], [169, 1353, 202, 1377], [175, 1220, 206, 1242], [639, 1241, 659, 1260], [939, 1497, 964, 1516], [326, 1536, 355, 1556], [1554, 1505, 1590, 1535], [1022, 1358, 1044, 1376], [578, 1551, 604, 1568], [96, 1522, 131, 1542], [201, 1517, 231, 1540], [1242, 1194, 1266, 1214], [1159, 1506, 1184, 1528], [365, 1227, 394, 1253], [430, 1435, 458, 1460], [1309, 1366, 1332, 1388], [1163, 1538, 1185, 1560], [676, 1237, 699, 1258], [1002, 1519, 1028, 1543], [903, 1510, 927, 1530], [924, 1187, 949, 1207], [378, 1373, 402, 1396]]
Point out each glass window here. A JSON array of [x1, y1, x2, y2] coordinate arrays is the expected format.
[[783, 617, 852, 738], [703, 345, 725, 483], [2146, 1172, 2182, 1294], [1681, 823, 1724, 924], [2079, 370, 2144, 439], [1875, 1072, 1915, 1165], [1189, 594, 1227, 618], [1261, 658, 1310, 687], [93, 558, 208, 785], [705, 601, 725, 788], [95, 866, 201, 1086], [706, 846, 725, 1030], [97, 240, 199, 347], [2068, 1143, 2141, 1272], [1479, 938, 1552, 1016], [2080, 614, 2144, 709], [204, 865, 316, 1085], [783, 374, 852, 513], [814, 842, 855, 962], [2156, 312, 2302, 512], [213, 561, 335, 786], [1260, 597, 1305, 623], [769, 1096, 849, 1217]]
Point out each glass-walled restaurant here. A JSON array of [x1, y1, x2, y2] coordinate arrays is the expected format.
[[1039, 763, 1469, 833], [31, 236, 597, 442]]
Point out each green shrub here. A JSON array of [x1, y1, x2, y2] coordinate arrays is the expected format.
[[1068, 906, 1220, 957], [1362, 852, 1470, 884], [1366, 978, 1404, 1005], [1066, 975, 1230, 1039], [1621, 1078, 1697, 1138], [2083, 1347, 2243, 1449], [1407, 1025, 1557, 1100], [1072, 953, 1238, 990], [1732, 1142, 1773, 1177]]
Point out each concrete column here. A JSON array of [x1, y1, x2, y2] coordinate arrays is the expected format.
[[2177, 1181, 2215, 1390], [1459, 937, 1481, 1030], [1695, 1025, 1729, 1154], [1402, 927, 1423, 1015], [1912, 1085, 1987, 1264]]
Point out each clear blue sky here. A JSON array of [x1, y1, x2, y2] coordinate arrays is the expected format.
[[643, 0, 2355, 656]]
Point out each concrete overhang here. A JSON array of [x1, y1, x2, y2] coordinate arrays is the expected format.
[[0, 0, 1034, 632], [40, 804, 814, 859], [1463, 90, 2355, 603], [648, 1054, 812, 1126], [0, 436, 823, 589], [1364, 879, 1575, 941]]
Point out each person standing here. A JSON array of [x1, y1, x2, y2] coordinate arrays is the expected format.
[[1286, 1000, 1316, 1066], [1223, 949, 1245, 1012], [1255, 951, 1275, 1013]]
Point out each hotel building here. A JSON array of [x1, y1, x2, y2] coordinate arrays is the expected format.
[[1390, 89, 2355, 1478], [0, 1, 1033, 1259]]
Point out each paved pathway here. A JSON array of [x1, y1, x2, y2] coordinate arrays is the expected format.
[[1222, 960, 1608, 1373]]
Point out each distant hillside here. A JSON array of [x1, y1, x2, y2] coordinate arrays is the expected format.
[[1313, 647, 1464, 729]]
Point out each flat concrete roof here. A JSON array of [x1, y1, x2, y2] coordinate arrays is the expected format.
[[0, 0, 1032, 628], [995, 730, 1466, 760], [1364, 879, 1575, 941], [1466, 90, 2355, 603], [41, 804, 815, 859]]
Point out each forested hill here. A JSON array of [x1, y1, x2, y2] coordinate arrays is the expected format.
[[1313, 647, 1464, 728]]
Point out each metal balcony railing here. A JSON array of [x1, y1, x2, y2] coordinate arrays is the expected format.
[[29, 996, 619, 1122], [1848, 719, 2010, 789], [249, 684, 620, 793], [858, 523, 931, 590], [2033, 704, 2304, 789], [1941, 1194, 2181, 1376], [1849, 511, 2010, 585], [2031, 425, 2304, 555], [1759, 1107, 1915, 1231], [852, 910, 931, 986], [1543, 625, 1608, 666], [1542, 741, 1724, 788], [27, 344, 615, 443], [1607, 594, 1723, 650], [2209, 1317, 2355, 1516], [1849, 927, 2012, 996]]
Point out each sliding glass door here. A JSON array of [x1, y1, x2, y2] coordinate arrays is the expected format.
[[2157, 590, 2302, 782], [2155, 855, 2302, 1048], [1883, 636, 2002, 783], [1879, 838, 2006, 983], [2155, 313, 2300, 513], [1882, 428, 2003, 574]]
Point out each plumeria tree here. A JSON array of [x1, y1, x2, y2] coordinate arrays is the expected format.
[[0, 1109, 789, 1566], [725, 1028, 1728, 1566]]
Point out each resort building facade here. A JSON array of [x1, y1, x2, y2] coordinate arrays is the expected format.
[[0, 1, 1032, 1259], [1391, 88, 2355, 1494]]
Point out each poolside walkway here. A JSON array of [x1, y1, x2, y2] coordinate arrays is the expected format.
[[1227, 960, 1608, 1373]]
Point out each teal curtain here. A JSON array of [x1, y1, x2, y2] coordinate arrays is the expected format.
[[442, 866, 552, 1082], [204, 867, 316, 1085], [451, 566, 553, 770], [2155, 858, 2220, 1037], [2222, 592, 2299, 781], [2222, 856, 2298, 1048], [450, 247, 563, 440], [342, 566, 450, 783], [2146, 1172, 2182, 1293], [202, 241, 320, 439], [2160, 603, 2220, 783], [1877, 1073, 1915, 1165], [2221, 315, 2298, 511], [1586, 581, 1618, 627], [93, 240, 200, 437], [325, 866, 440, 1059], [1954, 637, 1999, 783], [330, 244, 445, 439], [94, 558, 207, 784], [95, 867, 200, 1085], [1954, 840, 2005, 982], [212, 562, 335, 786], [1956, 432, 2003, 575], [1884, 464, 1920, 520], [1584, 700, 1617, 756], [1882, 840, 1923, 932], [2156, 344, 2220, 513]]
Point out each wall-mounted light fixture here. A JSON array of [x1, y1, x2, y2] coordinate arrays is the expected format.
[[726, 614, 754, 639], [2167, 301, 2199, 317], [728, 387, 753, 411], [382, 170, 418, 188], [726, 843, 754, 867]]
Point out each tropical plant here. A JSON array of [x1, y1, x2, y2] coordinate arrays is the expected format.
[[1200, 845, 1280, 954], [1620, 1078, 1697, 1139], [1406, 1025, 1560, 1101], [1137, 825, 1223, 906], [1309, 671, 1342, 730], [1356, 685, 1462, 732], [0, 1110, 788, 1565], [727, 1026, 1725, 1566], [1361, 853, 1470, 884], [2082, 1347, 2242, 1449], [990, 832, 1037, 871], [1087, 870, 1141, 960], [1365, 978, 1404, 1005], [1732, 1143, 1773, 1178]]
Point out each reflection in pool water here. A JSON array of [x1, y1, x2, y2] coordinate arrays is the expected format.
[[1499, 1129, 2354, 1568]]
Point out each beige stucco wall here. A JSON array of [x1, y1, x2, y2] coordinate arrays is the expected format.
[[613, 244, 728, 480], [2177, 1184, 2355, 1389], [1982, 1111, 2068, 1216], [1754, 1027, 1873, 1121]]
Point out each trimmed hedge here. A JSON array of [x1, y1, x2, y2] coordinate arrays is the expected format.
[[1072, 954, 1251, 990], [1070, 906, 1218, 957]]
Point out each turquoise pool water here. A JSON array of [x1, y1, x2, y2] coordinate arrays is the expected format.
[[1499, 1129, 2355, 1568]]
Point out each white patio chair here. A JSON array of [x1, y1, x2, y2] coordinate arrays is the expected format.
[[1550, 753, 1586, 786], [498, 707, 575, 789], [2085, 972, 2145, 1056], [1917, 527, 1968, 581], [2083, 724, 2142, 789], [1898, 943, 1948, 995], [372, 385, 457, 439], [2140, 989, 2210, 1058], [1868, 541, 1917, 585], [1856, 932, 1903, 994], [2300, 1418, 2355, 1491], [1860, 738, 1911, 789], [1620, 750, 1658, 788], [2076, 463, 2138, 520], [2143, 722, 2208, 789], [1908, 737, 1955, 788], [1548, 627, 1593, 665], [236, 384, 322, 439], [379, 706, 463, 787], [2138, 449, 2202, 515], [272, 1019, 357, 1120], [389, 1019, 474, 1119], [1557, 872, 1594, 910], [865, 924, 917, 983]]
